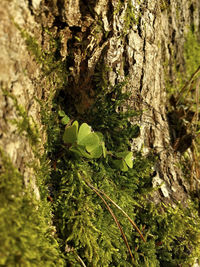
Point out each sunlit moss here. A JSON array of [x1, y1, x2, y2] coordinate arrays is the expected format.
[[0, 149, 65, 266]]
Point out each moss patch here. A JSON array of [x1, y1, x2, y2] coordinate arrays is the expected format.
[[0, 148, 65, 266], [43, 80, 200, 266]]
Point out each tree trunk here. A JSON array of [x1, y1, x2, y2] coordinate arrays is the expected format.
[[1, 0, 200, 265], [35, 0, 200, 205]]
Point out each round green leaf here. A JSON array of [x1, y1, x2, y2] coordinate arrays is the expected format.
[[77, 123, 92, 143], [63, 121, 79, 144], [113, 159, 128, 172], [115, 151, 133, 169], [79, 133, 100, 152], [115, 151, 129, 159], [121, 160, 129, 172], [89, 146, 103, 158], [95, 132, 104, 142]]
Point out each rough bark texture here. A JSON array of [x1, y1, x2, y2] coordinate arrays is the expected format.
[[1, 0, 200, 207], [36, 0, 200, 205], [0, 0, 44, 199]]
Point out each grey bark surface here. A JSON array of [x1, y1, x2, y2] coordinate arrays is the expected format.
[[0, 0, 200, 204]]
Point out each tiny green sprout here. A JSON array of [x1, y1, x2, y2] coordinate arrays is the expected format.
[[58, 110, 70, 125], [58, 110, 66, 117]]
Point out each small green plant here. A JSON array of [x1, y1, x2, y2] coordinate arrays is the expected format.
[[60, 111, 134, 171], [63, 120, 106, 159]]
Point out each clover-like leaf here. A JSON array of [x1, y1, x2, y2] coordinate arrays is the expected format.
[[64, 121, 106, 159], [124, 151, 133, 168], [89, 146, 103, 158], [77, 123, 92, 143], [79, 133, 100, 152], [114, 151, 133, 169], [63, 121, 79, 144], [112, 159, 128, 172]]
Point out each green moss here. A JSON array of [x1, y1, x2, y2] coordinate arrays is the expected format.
[[0, 148, 65, 266], [1, 72, 66, 265], [166, 28, 200, 176], [41, 81, 200, 266], [164, 27, 200, 264], [93, 61, 112, 92], [124, 0, 139, 33]]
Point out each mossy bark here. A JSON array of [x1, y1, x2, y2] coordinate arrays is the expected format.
[[34, 0, 200, 205], [1, 0, 200, 265], [1, 0, 200, 205]]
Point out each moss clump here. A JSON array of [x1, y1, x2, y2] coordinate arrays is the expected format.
[[0, 149, 65, 266], [159, 0, 170, 11], [15, 23, 69, 90]]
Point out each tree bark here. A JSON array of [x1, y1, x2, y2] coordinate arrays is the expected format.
[[1, 0, 200, 236], [35, 0, 200, 205], [0, 0, 44, 199], [1, 0, 200, 266]]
